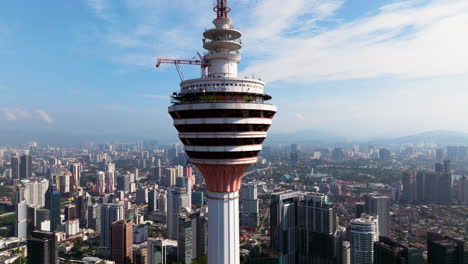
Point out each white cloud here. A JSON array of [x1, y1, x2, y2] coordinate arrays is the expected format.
[[35, 109, 54, 124], [241, 0, 468, 82], [0, 108, 53, 124]]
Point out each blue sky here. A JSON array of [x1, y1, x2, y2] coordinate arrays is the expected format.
[[1, 0, 468, 144]]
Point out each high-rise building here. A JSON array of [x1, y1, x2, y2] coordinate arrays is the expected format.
[[167, 187, 190, 239], [111, 220, 133, 264], [164, 168, 177, 187], [148, 238, 178, 264], [64, 204, 76, 221], [270, 191, 302, 264], [290, 144, 299, 164], [332, 148, 344, 161], [75, 194, 92, 228], [240, 182, 259, 227], [165, 1, 276, 263], [427, 232, 466, 264], [96, 171, 106, 195], [177, 214, 194, 263], [136, 187, 149, 204], [435, 148, 444, 162], [117, 174, 130, 193], [100, 203, 125, 253], [416, 172, 425, 202], [191, 192, 204, 208], [20, 154, 32, 179], [350, 215, 379, 264], [151, 166, 162, 183], [402, 171, 417, 202], [15, 185, 28, 239], [374, 236, 423, 264], [365, 195, 390, 237], [70, 163, 81, 190], [11, 156, 20, 181], [45, 183, 61, 232], [447, 146, 467, 162], [148, 189, 159, 212], [106, 170, 115, 193], [133, 224, 148, 244], [379, 148, 391, 161], [297, 193, 343, 264], [27, 230, 57, 264], [57, 173, 71, 194], [21, 179, 49, 207], [458, 176, 468, 206]]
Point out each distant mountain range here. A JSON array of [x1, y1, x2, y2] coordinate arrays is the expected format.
[[372, 130, 468, 146]]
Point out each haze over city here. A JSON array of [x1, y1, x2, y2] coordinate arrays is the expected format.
[[1, 0, 468, 144]]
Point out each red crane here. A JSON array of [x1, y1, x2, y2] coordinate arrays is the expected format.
[[156, 53, 208, 81]]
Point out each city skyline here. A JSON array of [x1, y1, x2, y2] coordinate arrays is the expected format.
[[1, 0, 468, 143]]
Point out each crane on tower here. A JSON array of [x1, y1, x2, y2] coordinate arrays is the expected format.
[[155, 52, 208, 81]]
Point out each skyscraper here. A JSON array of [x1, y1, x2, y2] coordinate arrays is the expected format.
[[15, 185, 27, 239], [20, 154, 32, 179], [365, 195, 390, 237], [379, 148, 391, 161], [240, 182, 259, 228], [332, 148, 344, 161], [117, 174, 130, 193], [75, 194, 92, 228], [427, 232, 466, 264], [27, 230, 57, 264], [167, 187, 190, 239], [96, 171, 106, 195], [11, 156, 20, 181], [165, 1, 276, 263], [148, 238, 178, 264], [458, 176, 468, 206], [374, 236, 423, 264], [70, 163, 81, 190], [106, 170, 115, 193], [111, 220, 133, 264], [21, 178, 49, 207], [270, 191, 302, 263], [350, 215, 379, 264], [177, 214, 194, 263], [402, 171, 417, 202], [435, 148, 444, 162], [45, 183, 61, 231], [100, 203, 125, 254]]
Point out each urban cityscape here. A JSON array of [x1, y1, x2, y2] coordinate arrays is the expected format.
[[1, 0, 467, 264]]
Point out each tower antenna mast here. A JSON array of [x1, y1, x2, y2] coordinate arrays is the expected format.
[[214, 0, 231, 18]]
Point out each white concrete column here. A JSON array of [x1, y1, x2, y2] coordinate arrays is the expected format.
[[207, 191, 240, 264]]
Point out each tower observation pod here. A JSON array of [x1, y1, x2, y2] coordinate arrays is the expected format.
[[165, 1, 276, 263]]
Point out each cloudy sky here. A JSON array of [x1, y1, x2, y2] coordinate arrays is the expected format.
[[1, 0, 467, 143]]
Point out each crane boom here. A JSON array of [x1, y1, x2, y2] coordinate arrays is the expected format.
[[156, 57, 208, 81]]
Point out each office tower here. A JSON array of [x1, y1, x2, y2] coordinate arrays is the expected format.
[[20, 154, 32, 179], [458, 176, 468, 206], [355, 202, 365, 218], [164, 168, 177, 187], [133, 224, 148, 244], [183, 166, 194, 188], [379, 148, 391, 161], [96, 171, 106, 195], [136, 187, 148, 204], [35, 208, 50, 229], [416, 172, 425, 202], [148, 189, 159, 212], [117, 174, 130, 193], [435, 162, 444, 173], [151, 166, 162, 183], [100, 203, 125, 252], [297, 193, 342, 264], [70, 163, 81, 190], [435, 148, 444, 162], [58, 173, 71, 194], [447, 146, 458, 162], [165, 1, 276, 263], [11, 156, 20, 181], [427, 232, 466, 264], [176, 176, 192, 206], [15, 185, 27, 239], [167, 187, 190, 239], [27, 230, 57, 264], [75, 194, 91, 228], [350, 215, 379, 264], [240, 182, 259, 227], [106, 170, 115, 193], [402, 171, 417, 202], [148, 238, 178, 264], [444, 159, 451, 172], [45, 183, 61, 231], [111, 220, 133, 264], [438, 171, 453, 204], [365, 195, 390, 237], [158, 192, 168, 213], [374, 236, 423, 264], [343, 241, 351, 264], [192, 192, 204, 208], [270, 191, 302, 263], [88, 204, 100, 231], [195, 211, 208, 258], [177, 214, 194, 263], [64, 204, 76, 221], [290, 144, 299, 164], [332, 148, 344, 161], [21, 179, 49, 207]]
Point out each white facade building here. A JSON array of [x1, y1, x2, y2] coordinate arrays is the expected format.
[[350, 215, 379, 264]]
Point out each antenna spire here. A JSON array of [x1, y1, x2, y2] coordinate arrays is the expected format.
[[214, 0, 231, 19]]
